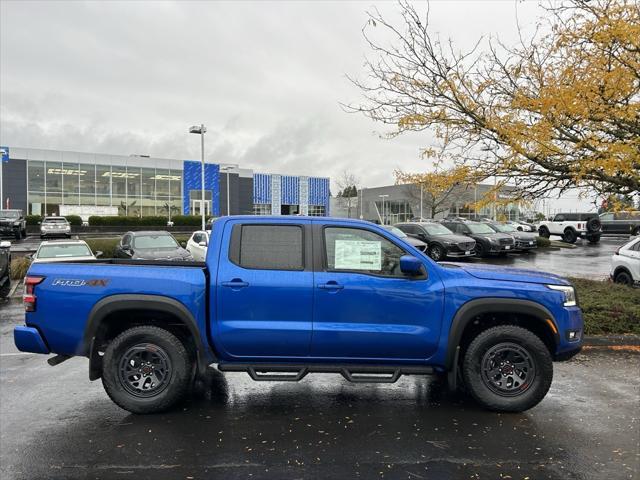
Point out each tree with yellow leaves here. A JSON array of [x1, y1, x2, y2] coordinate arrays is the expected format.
[[350, 0, 640, 203]]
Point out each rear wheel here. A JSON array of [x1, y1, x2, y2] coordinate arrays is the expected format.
[[562, 229, 577, 243], [428, 244, 445, 261], [462, 325, 553, 412], [614, 270, 633, 286], [102, 326, 192, 414]]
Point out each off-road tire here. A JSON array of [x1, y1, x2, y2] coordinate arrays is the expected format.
[[538, 226, 550, 238], [586, 217, 601, 233], [0, 268, 11, 298], [429, 244, 445, 261], [587, 235, 601, 244], [614, 270, 633, 286], [462, 325, 553, 413], [562, 229, 577, 243], [102, 326, 191, 414]]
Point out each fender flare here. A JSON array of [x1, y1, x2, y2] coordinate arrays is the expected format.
[[84, 294, 210, 380], [445, 298, 559, 370]]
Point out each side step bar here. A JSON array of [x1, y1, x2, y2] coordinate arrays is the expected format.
[[217, 363, 434, 384]]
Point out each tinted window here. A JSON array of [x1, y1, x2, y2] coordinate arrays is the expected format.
[[133, 234, 179, 249], [37, 244, 92, 259], [42, 218, 68, 224], [192, 233, 203, 243], [122, 234, 132, 247], [324, 227, 406, 277], [239, 225, 303, 270], [600, 213, 614, 221], [423, 223, 453, 235], [554, 214, 565, 222]]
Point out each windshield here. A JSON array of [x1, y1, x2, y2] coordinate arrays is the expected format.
[[466, 223, 496, 234], [133, 234, 179, 249], [37, 244, 92, 259], [492, 223, 516, 233], [42, 218, 68, 224], [384, 226, 407, 238], [423, 224, 453, 235], [0, 210, 19, 219]]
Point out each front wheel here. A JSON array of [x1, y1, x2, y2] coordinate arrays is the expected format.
[[614, 270, 633, 286], [562, 229, 577, 243], [462, 325, 553, 412], [102, 326, 192, 414], [538, 226, 550, 238], [428, 244, 445, 261]]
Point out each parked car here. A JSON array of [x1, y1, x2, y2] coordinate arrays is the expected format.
[[0, 209, 27, 240], [114, 231, 194, 261], [610, 236, 640, 286], [394, 221, 475, 261], [599, 211, 640, 237], [40, 216, 71, 239], [486, 222, 538, 251], [31, 240, 101, 264], [506, 220, 536, 232], [186, 230, 210, 261], [440, 219, 515, 257], [15, 216, 583, 414], [537, 213, 601, 243], [381, 225, 427, 252], [0, 240, 11, 298]]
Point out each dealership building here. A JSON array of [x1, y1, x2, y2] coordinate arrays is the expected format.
[[0, 147, 330, 218]]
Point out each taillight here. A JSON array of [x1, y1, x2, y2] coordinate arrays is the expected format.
[[23, 276, 45, 312]]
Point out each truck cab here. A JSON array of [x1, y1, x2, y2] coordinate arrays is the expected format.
[[14, 216, 583, 414]]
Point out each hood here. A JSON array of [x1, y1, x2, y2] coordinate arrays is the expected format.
[[472, 232, 514, 242], [441, 262, 570, 286], [432, 234, 475, 244], [133, 247, 192, 261], [404, 236, 427, 248]]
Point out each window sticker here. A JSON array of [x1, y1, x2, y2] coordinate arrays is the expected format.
[[334, 240, 381, 270]]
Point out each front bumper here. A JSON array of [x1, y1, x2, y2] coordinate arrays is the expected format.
[[40, 229, 71, 237], [446, 249, 475, 258], [0, 226, 17, 235], [515, 240, 537, 250], [14, 326, 50, 354]]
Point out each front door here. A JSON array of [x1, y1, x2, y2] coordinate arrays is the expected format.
[[311, 224, 444, 360], [215, 220, 313, 359]]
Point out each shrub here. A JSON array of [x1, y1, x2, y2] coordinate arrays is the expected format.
[[25, 215, 42, 226], [570, 277, 640, 335], [10, 257, 32, 280], [64, 215, 83, 226], [171, 215, 211, 226], [84, 238, 119, 258], [88, 215, 177, 226], [535, 236, 551, 248]]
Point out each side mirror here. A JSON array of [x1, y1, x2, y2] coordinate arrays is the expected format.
[[95, 251, 103, 258], [0, 240, 10, 249], [400, 255, 425, 276], [180, 241, 187, 248], [198, 241, 207, 247]]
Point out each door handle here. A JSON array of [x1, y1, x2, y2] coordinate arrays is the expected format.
[[221, 279, 249, 288], [318, 282, 344, 290]]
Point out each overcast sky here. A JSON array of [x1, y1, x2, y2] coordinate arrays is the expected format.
[[0, 0, 592, 211]]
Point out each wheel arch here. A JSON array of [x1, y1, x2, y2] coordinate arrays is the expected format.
[[84, 294, 211, 380], [613, 265, 632, 280], [445, 298, 560, 371]]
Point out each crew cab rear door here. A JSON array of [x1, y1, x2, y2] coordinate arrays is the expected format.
[[215, 219, 313, 358], [310, 222, 445, 360]]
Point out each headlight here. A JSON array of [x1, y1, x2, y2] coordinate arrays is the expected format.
[[547, 284, 577, 307]]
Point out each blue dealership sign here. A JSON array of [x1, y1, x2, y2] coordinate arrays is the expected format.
[[0, 146, 8, 163]]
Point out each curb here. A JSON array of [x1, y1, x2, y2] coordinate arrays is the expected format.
[[583, 335, 640, 346]]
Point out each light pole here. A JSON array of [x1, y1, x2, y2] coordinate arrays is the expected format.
[[189, 124, 207, 230], [219, 165, 238, 216], [379, 194, 389, 225]]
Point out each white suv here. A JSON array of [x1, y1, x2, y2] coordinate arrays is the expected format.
[[538, 212, 602, 244], [610, 236, 640, 286]]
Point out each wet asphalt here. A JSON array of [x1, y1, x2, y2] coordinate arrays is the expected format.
[[1, 299, 638, 480]]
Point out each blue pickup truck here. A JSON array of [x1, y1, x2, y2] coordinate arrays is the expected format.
[[14, 216, 583, 414]]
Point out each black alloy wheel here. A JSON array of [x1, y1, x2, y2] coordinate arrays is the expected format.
[[586, 217, 601, 233], [474, 241, 487, 257], [563, 229, 577, 243], [429, 244, 445, 261], [118, 344, 172, 398], [480, 343, 535, 397], [614, 271, 633, 286], [538, 227, 550, 238]]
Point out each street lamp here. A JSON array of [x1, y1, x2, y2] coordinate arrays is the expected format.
[[219, 164, 238, 216], [378, 194, 389, 225], [189, 124, 207, 230]]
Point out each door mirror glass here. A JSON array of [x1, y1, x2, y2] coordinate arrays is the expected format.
[[180, 241, 187, 248], [95, 251, 103, 258], [400, 255, 424, 276]]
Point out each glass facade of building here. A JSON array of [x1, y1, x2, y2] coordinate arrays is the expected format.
[[27, 160, 182, 217]]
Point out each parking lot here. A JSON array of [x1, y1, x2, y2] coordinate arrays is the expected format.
[[0, 298, 637, 480]]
